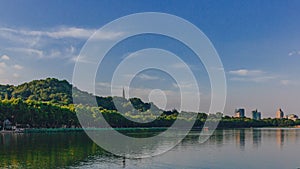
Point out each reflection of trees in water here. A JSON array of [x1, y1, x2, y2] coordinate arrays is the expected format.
[[215, 130, 224, 147], [0, 132, 115, 168]]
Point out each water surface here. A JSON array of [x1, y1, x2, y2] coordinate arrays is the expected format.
[[1, 128, 300, 169]]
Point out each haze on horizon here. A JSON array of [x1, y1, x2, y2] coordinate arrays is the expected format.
[[0, 0, 300, 117]]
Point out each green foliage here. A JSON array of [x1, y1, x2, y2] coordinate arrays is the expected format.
[[0, 78, 299, 129], [0, 98, 78, 128], [0, 78, 73, 104]]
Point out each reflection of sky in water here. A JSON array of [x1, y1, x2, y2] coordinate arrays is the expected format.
[[1, 128, 300, 169]]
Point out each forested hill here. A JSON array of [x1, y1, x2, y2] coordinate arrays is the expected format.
[[0, 78, 172, 128], [0, 78, 73, 104], [0, 78, 158, 111]]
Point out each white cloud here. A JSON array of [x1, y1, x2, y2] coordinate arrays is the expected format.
[[1, 55, 10, 60], [47, 27, 124, 40], [229, 69, 278, 83], [0, 27, 124, 61], [13, 64, 23, 70], [230, 76, 276, 83], [229, 69, 264, 76], [44, 27, 96, 39], [137, 74, 161, 80]]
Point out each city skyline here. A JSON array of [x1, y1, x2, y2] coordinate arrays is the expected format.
[[0, 1, 300, 116]]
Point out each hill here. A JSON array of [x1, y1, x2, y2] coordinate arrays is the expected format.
[[0, 78, 168, 128], [0, 78, 161, 113], [0, 78, 73, 104]]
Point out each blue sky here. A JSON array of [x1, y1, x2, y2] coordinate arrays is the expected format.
[[0, 0, 300, 117]]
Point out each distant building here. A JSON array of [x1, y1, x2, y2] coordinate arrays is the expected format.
[[235, 108, 245, 118], [286, 114, 298, 121], [252, 109, 261, 120], [276, 108, 284, 119]]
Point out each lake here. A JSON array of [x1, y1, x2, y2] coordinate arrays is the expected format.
[[1, 128, 300, 169]]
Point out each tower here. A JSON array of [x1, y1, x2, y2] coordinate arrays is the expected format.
[[122, 87, 125, 99]]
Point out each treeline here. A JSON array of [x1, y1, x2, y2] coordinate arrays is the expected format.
[[0, 98, 204, 128], [218, 116, 300, 128], [0, 98, 78, 128], [0, 78, 300, 129], [1, 98, 300, 129]]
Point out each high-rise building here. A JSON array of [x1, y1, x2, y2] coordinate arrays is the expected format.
[[252, 109, 261, 120], [276, 108, 284, 119], [234, 108, 245, 118]]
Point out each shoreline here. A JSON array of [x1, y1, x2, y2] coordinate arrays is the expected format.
[[2, 126, 300, 134]]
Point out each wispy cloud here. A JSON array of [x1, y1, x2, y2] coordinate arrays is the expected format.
[[229, 69, 264, 76], [228, 69, 278, 83], [0, 27, 124, 41], [288, 50, 300, 56], [6, 47, 44, 58], [0, 26, 125, 63]]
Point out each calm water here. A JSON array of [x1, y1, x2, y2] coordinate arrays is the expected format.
[[1, 128, 300, 169]]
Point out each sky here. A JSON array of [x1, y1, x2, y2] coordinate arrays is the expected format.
[[0, 0, 300, 117]]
